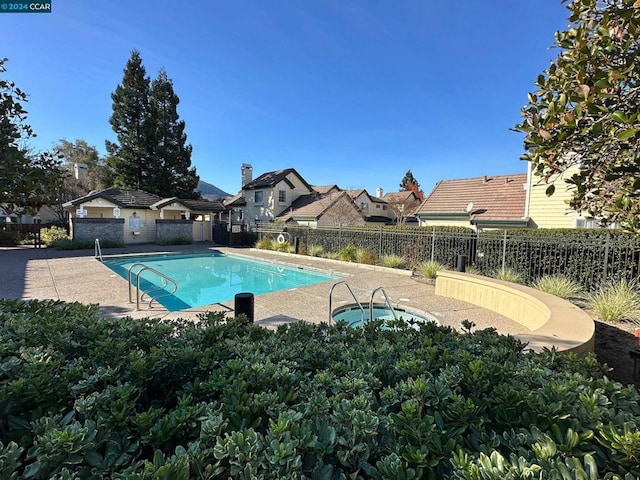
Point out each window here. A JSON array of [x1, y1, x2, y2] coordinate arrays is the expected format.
[[574, 216, 602, 229], [278, 190, 286, 203], [254, 191, 263, 204]]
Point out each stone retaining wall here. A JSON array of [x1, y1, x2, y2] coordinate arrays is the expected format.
[[72, 218, 124, 244], [156, 219, 193, 244]]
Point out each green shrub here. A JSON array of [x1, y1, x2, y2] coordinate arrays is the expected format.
[[308, 244, 324, 257], [0, 299, 637, 478], [254, 236, 273, 250], [274, 240, 290, 252], [356, 248, 378, 265], [588, 279, 640, 322], [380, 254, 407, 269], [0, 230, 19, 246], [494, 267, 524, 284], [416, 260, 446, 278], [534, 274, 585, 299], [40, 226, 70, 246], [339, 244, 357, 262], [51, 238, 125, 250]]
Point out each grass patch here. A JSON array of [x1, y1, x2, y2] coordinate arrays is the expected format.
[[416, 260, 446, 278], [356, 248, 378, 265], [308, 244, 324, 257], [339, 245, 357, 262], [380, 254, 407, 269], [588, 279, 640, 323], [534, 274, 584, 300], [494, 267, 524, 284]]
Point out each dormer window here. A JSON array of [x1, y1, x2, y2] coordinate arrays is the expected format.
[[254, 191, 263, 205]]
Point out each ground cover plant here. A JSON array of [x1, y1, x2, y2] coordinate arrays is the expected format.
[[588, 279, 640, 323], [533, 274, 585, 300], [1, 300, 639, 478]]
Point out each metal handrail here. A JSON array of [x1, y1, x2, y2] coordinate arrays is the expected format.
[[127, 263, 179, 310], [328, 280, 365, 325], [369, 287, 398, 324], [94, 238, 103, 261]]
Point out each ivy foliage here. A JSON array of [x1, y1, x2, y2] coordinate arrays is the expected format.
[[1, 299, 639, 478]]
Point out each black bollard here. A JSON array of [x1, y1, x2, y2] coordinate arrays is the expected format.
[[294, 237, 300, 254], [234, 292, 255, 323], [456, 254, 468, 272]]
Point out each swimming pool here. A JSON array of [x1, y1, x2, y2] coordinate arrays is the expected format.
[[332, 303, 437, 329], [103, 252, 338, 312]]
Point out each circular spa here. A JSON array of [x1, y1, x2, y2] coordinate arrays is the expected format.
[[332, 303, 438, 329]]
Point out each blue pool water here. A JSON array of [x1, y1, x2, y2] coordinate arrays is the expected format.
[[332, 304, 437, 329], [103, 252, 338, 312]]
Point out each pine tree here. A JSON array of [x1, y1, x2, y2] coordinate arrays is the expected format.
[[399, 170, 424, 199], [148, 69, 199, 198], [106, 51, 199, 198], [106, 50, 152, 191]]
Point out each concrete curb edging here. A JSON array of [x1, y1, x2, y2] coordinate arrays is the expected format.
[[435, 270, 595, 356]]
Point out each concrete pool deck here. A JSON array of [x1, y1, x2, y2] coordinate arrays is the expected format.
[[0, 243, 526, 335]]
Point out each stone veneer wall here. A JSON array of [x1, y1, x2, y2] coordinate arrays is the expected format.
[[72, 218, 125, 243], [156, 219, 193, 244]]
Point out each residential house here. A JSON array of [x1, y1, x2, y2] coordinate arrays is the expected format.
[[415, 174, 530, 230], [525, 162, 601, 228], [63, 188, 224, 244], [382, 190, 421, 224], [228, 166, 315, 227], [346, 189, 393, 225], [276, 191, 366, 227]]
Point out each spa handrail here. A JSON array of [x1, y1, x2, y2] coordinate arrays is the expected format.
[[94, 238, 103, 262], [369, 287, 398, 324], [127, 263, 178, 310], [328, 280, 365, 325]]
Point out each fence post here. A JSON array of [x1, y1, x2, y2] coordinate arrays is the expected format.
[[501, 230, 507, 271], [431, 227, 435, 262], [378, 226, 383, 258], [603, 231, 610, 285]]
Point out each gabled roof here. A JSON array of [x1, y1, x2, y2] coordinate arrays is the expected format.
[[313, 184, 341, 195], [242, 168, 313, 192], [151, 197, 225, 213], [223, 192, 246, 207], [62, 188, 162, 209], [415, 173, 528, 223], [277, 191, 358, 221], [383, 191, 419, 203]]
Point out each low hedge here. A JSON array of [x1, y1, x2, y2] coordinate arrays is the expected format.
[[0, 299, 639, 478]]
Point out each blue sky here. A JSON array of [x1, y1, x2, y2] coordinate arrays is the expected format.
[[4, 1, 569, 196]]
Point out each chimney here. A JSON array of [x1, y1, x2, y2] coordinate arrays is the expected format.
[[241, 163, 253, 187], [376, 187, 383, 198], [74, 163, 88, 186]]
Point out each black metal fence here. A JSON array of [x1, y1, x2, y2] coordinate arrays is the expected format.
[[256, 224, 640, 291]]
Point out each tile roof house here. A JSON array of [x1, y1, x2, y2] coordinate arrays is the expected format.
[[415, 173, 530, 229], [63, 188, 224, 243], [345, 189, 393, 224], [276, 191, 366, 227]]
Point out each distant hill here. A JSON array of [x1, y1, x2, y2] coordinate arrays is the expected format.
[[196, 180, 231, 201]]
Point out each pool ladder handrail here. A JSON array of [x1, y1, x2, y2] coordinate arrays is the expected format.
[[94, 238, 103, 262], [328, 280, 365, 325], [369, 286, 398, 323], [127, 263, 179, 310]]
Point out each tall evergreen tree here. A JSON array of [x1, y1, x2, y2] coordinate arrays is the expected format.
[[399, 170, 424, 199], [106, 50, 152, 191], [148, 69, 199, 198], [106, 51, 199, 198]]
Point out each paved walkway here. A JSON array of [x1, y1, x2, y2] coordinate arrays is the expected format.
[[0, 243, 526, 334]]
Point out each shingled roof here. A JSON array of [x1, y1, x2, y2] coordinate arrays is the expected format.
[[415, 173, 528, 223], [150, 197, 225, 212], [277, 191, 355, 222], [63, 188, 162, 208], [242, 168, 313, 191]]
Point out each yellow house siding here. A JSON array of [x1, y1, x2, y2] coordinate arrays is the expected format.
[[527, 163, 581, 229]]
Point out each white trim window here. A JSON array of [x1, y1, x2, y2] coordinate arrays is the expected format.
[[254, 191, 263, 205]]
